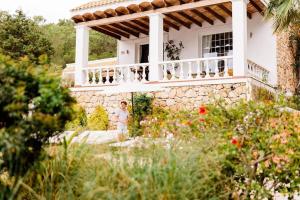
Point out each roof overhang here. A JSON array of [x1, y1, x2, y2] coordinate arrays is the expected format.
[[71, 0, 266, 40]]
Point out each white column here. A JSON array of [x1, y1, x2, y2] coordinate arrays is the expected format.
[[232, 0, 248, 76], [148, 13, 164, 81], [75, 25, 90, 86]]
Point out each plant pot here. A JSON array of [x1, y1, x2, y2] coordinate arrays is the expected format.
[[228, 68, 233, 76]]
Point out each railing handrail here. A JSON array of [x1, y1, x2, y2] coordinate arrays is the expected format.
[[82, 62, 149, 70], [159, 56, 233, 65], [247, 59, 269, 73]]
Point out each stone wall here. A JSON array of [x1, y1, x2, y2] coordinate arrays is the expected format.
[[71, 82, 247, 128], [276, 31, 298, 93]]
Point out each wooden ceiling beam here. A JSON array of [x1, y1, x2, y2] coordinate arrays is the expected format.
[[190, 9, 214, 25], [111, 23, 140, 37], [92, 26, 121, 40], [177, 11, 202, 27], [78, 0, 230, 27], [120, 21, 149, 35], [204, 7, 226, 23], [165, 13, 191, 29], [101, 25, 130, 38], [217, 4, 231, 16], [163, 18, 180, 30], [141, 17, 169, 32], [217, 4, 252, 19], [249, 0, 264, 15]]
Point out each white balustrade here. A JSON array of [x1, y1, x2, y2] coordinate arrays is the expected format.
[[82, 63, 149, 86], [247, 60, 270, 83], [158, 56, 233, 81]]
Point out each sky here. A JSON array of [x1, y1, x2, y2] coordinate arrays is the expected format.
[[0, 0, 90, 23]]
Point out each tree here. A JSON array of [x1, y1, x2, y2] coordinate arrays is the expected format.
[[0, 10, 54, 63], [266, 0, 300, 91], [0, 55, 75, 199], [265, 0, 300, 32], [40, 19, 117, 67]]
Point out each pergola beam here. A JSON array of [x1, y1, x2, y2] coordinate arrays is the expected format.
[[249, 0, 263, 15], [164, 18, 180, 30], [190, 9, 214, 25], [101, 25, 130, 38], [142, 17, 170, 32], [77, 0, 230, 27], [177, 11, 202, 27], [92, 26, 121, 40], [204, 7, 226, 23], [111, 23, 140, 37], [165, 13, 191, 29], [120, 21, 149, 35]]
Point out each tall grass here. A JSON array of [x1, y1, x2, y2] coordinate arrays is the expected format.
[[18, 134, 232, 200]]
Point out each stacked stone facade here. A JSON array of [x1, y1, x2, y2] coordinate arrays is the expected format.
[[71, 82, 247, 128], [276, 31, 298, 93]]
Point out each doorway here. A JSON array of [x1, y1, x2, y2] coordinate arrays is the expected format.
[[138, 44, 149, 80]]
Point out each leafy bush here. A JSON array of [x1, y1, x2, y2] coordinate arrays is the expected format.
[[65, 104, 87, 130], [128, 94, 153, 136], [0, 55, 75, 198], [141, 100, 300, 199], [252, 86, 275, 103], [87, 106, 109, 130]]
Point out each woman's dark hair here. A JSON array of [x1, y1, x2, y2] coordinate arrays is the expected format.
[[121, 101, 127, 106]]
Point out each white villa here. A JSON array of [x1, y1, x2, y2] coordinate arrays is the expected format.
[[68, 0, 297, 125]]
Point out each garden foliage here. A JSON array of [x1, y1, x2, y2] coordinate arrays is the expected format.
[[87, 106, 109, 130], [0, 55, 75, 198], [129, 94, 153, 136], [141, 101, 300, 199], [0, 10, 54, 63], [65, 104, 88, 131]]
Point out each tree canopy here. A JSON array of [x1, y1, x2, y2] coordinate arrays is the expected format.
[[266, 0, 300, 32], [0, 10, 54, 63], [40, 18, 117, 67]]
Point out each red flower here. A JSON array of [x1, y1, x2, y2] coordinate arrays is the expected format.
[[231, 137, 241, 148], [199, 118, 205, 122], [231, 138, 238, 145], [198, 105, 207, 115]]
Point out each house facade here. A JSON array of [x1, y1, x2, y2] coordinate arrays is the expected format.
[[69, 0, 297, 126]]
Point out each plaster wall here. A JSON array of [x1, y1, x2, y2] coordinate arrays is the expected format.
[[117, 13, 277, 85]]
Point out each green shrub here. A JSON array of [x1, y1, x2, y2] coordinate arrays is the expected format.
[[129, 94, 153, 136], [252, 86, 275, 102], [65, 104, 87, 130], [87, 106, 109, 130], [0, 55, 74, 199]]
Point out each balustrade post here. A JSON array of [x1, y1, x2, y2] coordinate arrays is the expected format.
[[214, 60, 219, 78], [188, 62, 193, 79], [196, 60, 201, 79]]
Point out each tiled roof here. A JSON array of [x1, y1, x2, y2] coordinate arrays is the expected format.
[[71, 0, 129, 11]]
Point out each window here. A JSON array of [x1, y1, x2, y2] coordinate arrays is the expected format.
[[202, 32, 233, 57]]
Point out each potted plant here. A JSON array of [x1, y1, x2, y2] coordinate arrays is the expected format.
[[164, 40, 184, 79]]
